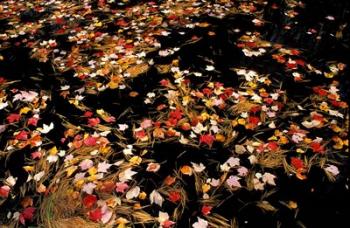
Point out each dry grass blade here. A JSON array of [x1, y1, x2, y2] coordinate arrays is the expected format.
[[257, 151, 286, 169], [39, 181, 81, 228]]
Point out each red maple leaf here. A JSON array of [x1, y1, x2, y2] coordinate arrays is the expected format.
[[291, 157, 304, 169], [88, 208, 102, 222], [199, 134, 215, 147], [83, 194, 97, 208], [7, 113, 21, 123], [310, 142, 325, 154], [168, 191, 181, 203], [201, 205, 213, 215], [19, 207, 35, 225]]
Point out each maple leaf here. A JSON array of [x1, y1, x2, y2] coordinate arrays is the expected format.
[[180, 165, 193, 176], [168, 191, 181, 203], [115, 182, 129, 193], [88, 208, 102, 222], [33, 171, 45, 182], [126, 186, 140, 200], [82, 182, 96, 194], [13, 91, 38, 102], [118, 124, 129, 131], [201, 205, 212, 215], [140, 119, 153, 129], [199, 134, 215, 146], [146, 162, 161, 172], [0, 185, 10, 198], [83, 194, 97, 208], [226, 175, 241, 188], [192, 217, 208, 228], [262, 173, 276, 186], [27, 117, 39, 126], [15, 130, 28, 141], [7, 113, 21, 123], [291, 157, 304, 169], [101, 208, 113, 224], [226, 157, 240, 167], [79, 159, 94, 171], [237, 166, 249, 177], [97, 161, 112, 173], [325, 165, 339, 176], [118, 168, 137, 182], [19, 207, 35, 225], [87, 117, 100, 127], [150, 190, 164, 206], [191, 162, 206, 173], [0, 101, 8, 110], [38, 122, 54, 134]]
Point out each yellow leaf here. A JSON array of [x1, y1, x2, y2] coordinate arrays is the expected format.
[[202, 184, 211, 193], [141, 149, 148, 156], [94, 21, 102, 27], [215, 134, 226, 142], [197, 22, 210, 27], [268, 136, 278, 141], [303, 138, 312, 144], [279, 136, 289, 144], [23, 165, 34, 173], [88, 167, 97, 176], [138, 192, 147, 200], [324, 72, 335, 78], [75, 179, 85, 188], [100, 146, 111, 155], [23, 166, 34, 172], [200, 112, 210, 120], [231, 120, 238, 127], [129, 156, 142, 165], [330, 124, 342, 133], [49, 146, 58, 155], [238, 118, 246, 125], [20, 107, 31, 115], [96, 109, 105, 116], [87, 175, 97, 181], [296, 148, 305, 153], [66, 166, 78, 177]]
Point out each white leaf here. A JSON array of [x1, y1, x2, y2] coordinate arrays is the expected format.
[[47, 155, 58, 163], [150, 190, 164, 207], [158, 211, 169, 223], [82, 182, 96, 194], [118, 168, 137, 182], [191, 162, 206, 173], [192, 217, 208, 228], [226, 157, 240, 167], [0, 101, 8, 110], [38, 122, 54, 134], [118, 124, 129, 131], [5, 176, 17, 186], [101, 209, 113, 224], [205, 65, 215, 71], [34, 171, 45, 182], [262, 173, 276, 186], [126, 186, 140, 200], [325, 165, 339, 176]]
